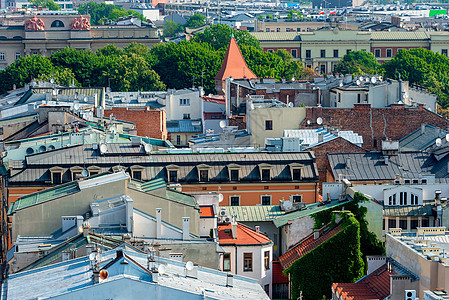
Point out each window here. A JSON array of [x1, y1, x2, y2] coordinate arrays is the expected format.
[[15, 52, 20, 60], [361, 49, 366, 52], [53, 172, 62, 184], [357, 94, 361, 103], [305, 50, 311, 58], [388, 219, 396, 228], [176, 135, 181, 145], [132, 170, 142, 180], [264, 251, 270, 270], [87, 166, 101, 176], [169, 170, 178, 182], [276, 28, 280, 32], [422, 219, 429, 227], [320, 49, 325, 58], [261, 195, 271, 205], [386, 49, 392, 57], [291, 49, 297, 58], [243, 253, 253, 271], [261, 169, 270, 181], [411, 220, 419, 229], [320, 64, 326, 74], [442, 49, 448, 57], [230, 196, 240, 206], [183, 113, 190, 120], [411, 193, 418, 205], [264, 284, 270, 295], [199, 169, 208, 182], [266, 28, 270, 32], [296, 28, 301, 32], [230, 169, 239, 181], [333, 49, 338, 58], [421, 179, 427, 184], [346, 49, 351, 55], [292, 195, 302, 203], [265, 120, 273, 130], [51, 20, 64, 27], [338, 93, 341, 102], [388, 194, 396, 206], [399, 220, 407, 230], [0, 53, 4, 61], [292, 168, 301, 180], [32, 51, 38, 55], [179, 98, 190, 106], [267, 49, 273, 53], [400, 192, 407, 205], [223, 253, 231, 271], [374, 49, 381, 57]]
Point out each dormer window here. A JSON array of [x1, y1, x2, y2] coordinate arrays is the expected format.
[[70, 166, 84, 181], [262, 169, 270, 181], [50, 166, 64, 184], [112, 165, 126, 173], [166, 165, 179, 183], [290, 163, 304, 181], [228, 164, 241, 182], [197, 164, 210, 182], [130, 165, 144, 180], [87, 166, 101, 176]]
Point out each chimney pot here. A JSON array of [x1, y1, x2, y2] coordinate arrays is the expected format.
[[226, 273, 234, 287]]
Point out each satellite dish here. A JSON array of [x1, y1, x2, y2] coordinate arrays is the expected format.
[[445, 134, 449, 142], [50, 78, 55, 84], [365, 77, 370, 83], [83, 97, 88, 102], [52, 89, 58, 96], [307, 120, 311, 125], [436, 138, 442, 147], [158, 264, 166, 275], [219, 120, 226, 129], [283, 200, 293, 210], [144, 143, 152, 154], [218, 193, 224, 202], [317, 117, 323, 125], [339, 82, 343, 87], [81, 169, 88, 177], [89, 253, 96, 261], [100, 144, 108, 154], [288, 102, 294, 108], [73, 102, 80, 111], [250, 103, 255, 110], [186, 261, 194, 271], [378, 76, 383, 81], [356, 80, 361, 86], [359, 76, 363, 82], [371, 77, 377, 84]]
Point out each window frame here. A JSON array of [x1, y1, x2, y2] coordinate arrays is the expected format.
[[243, 253, 253, 272], [374, 49, 381, 58], [386, 48, 392, 58], [261, 195, 271, 205], [230, 195, 240, 206], [333, 49, 338, 58], [320, 49, 325, 58], [265, 120, 273, 130], [292, 194, 303, 203], [223, 252, 231, 271], [264, 251, 270, 270]]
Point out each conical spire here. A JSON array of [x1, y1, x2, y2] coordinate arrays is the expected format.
[[214, 36, 257, 81]]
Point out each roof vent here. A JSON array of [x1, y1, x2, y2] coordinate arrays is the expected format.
[[345, 157, 351, 169]]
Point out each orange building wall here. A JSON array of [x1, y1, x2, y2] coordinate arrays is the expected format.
[[182, 183, 318, 206]]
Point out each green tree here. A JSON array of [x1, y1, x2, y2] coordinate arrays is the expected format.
[[96, 44, 124, 57], [381, 48, 449, 108], [30, 0, 60, 10], [77, 2, 145, 25], [257, 15, 263, 20], [37, 66, 79, 87], [186, 13, 206, 28], [163, 21, 184, 37], [267, 14, 273, 19], [193, 24, 260, 50], [334, 50, 380, 75]]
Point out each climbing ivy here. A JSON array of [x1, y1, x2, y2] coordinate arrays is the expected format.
[[285, 214, 365, 299]]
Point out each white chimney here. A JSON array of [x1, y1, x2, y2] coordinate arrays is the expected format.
[[345, 157, 351, 169], [231, 220, 237, 239], [255, 226, 260, 233], [182, 217, 190, 240], [124, 196, 133, 233], [156, 208, 162, 239], [62, 251, 70, 262], [421, 124, 426, 134], [226, 273, 234, 287], [91, 203, 100, 216], [152, 270, 158, 283]]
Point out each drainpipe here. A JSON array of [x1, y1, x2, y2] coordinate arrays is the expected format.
[[234, 245, 238, 275]]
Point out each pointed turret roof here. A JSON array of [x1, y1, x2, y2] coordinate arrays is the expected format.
[[215, 37, 257, 81]]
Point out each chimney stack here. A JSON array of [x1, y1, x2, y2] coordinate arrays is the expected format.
[[156, 208, 162, 239], [421, 124, 426, 135], [345, 157, 351, 170], [182, 217, 190, 240], [255, 226, 260, 234], [226, 273, 234, 287], [231, 217, 237, 239]]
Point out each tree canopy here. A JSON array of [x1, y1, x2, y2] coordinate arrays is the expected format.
[[185, 13, 206, 28], [381, 48, 449, 108], [193, 24, 260, 50], [30, 0, 60, 10], [163, 21, 184, 38], [334, 50, 380, 75], [77, 2, 146, 25]]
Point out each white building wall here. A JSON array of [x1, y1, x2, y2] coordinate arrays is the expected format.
[[165, 90, 202, 121]]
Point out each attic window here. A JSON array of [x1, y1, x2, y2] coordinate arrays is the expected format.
[[259, 164, 272, 182], [70, 166, 84, 181], [112, 165, 126, 173], [50, 166, 64, 184], [166, 165, 179, 183], [197, 164, 210, 182], [87, 166, 101, 176], [228, 164, 241, 182], [130, 165, 144, 180]]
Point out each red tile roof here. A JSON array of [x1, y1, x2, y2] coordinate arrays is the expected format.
[[200, 206, 214, 217], [215, 37, 257, 81], [332, 264, 395, 300], [279, 225, 342, 270], [217, 223, 271, 246]]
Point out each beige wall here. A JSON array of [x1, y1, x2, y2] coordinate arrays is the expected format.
[[249, 107, 306, 148]]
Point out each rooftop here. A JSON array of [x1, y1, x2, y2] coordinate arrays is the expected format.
[[399, 124, 449, 152], [217, 223, 272, 246]]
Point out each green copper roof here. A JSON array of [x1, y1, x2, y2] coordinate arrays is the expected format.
[[223, 205, 285, 222]]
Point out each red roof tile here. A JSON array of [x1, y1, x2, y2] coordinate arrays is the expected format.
[[200, 206, 214, 217], [279, 225, 342, 270], [332, 265, 395, 300], [218, 223, 271, 246], [215, 37, 257, 81]]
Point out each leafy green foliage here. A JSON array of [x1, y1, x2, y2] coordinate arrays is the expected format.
[[163, 21, 184, 37], [193, 24, 260, 50], [287, 9, 302, 19], [334, 50, 380, 75], [285, 215, 365, 299], [30, 0, 60, 10], [186, 13, 206, 28], [381, 48, 449, 108], [77, 2, 146, 25]]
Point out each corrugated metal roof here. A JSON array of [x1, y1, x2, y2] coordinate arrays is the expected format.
[[251, 32, 301, 41], [370, 31, 429, 40], [399, 124, 449, 152], [223, 205, 285, 222], [166, 119, 203, 133]]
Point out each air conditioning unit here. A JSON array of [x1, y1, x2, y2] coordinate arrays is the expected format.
[[405, 290, 416, 300], [219, 208, 228, 218]]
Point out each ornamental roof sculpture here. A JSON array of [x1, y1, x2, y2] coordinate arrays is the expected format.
[[25, 15, 45, 31], [70, 16, 90, 31]]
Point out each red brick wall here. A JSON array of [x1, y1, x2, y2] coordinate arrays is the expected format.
[[104, 107, 167, 140], [255, 88, 317, 105], [309, 137, 367, 192], [302, 104, 449, 150]]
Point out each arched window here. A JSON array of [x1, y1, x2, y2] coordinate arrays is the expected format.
[[51, 20, 64, 28]]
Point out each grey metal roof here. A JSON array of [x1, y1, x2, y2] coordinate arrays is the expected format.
[[327, 152, 449, 181], [166, 119, 203, 133], [383, 203, 434, 217], [9, 144, 318, 186], [399, 124, 449, 152]]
